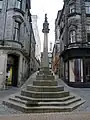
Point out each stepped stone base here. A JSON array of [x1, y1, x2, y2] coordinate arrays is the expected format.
[[3, 68, 85, 113]]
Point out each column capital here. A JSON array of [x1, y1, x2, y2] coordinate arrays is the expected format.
[[42, 14, 50, 33]]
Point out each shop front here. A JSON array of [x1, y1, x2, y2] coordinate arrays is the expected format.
[[61, 47, 90, 87]]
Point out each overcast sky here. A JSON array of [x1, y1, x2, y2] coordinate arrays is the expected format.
[[31, 0, 64, 51]]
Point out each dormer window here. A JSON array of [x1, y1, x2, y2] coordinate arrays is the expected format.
[[16, 0, 22, 9], [70, 4, 75, 13], [0, 0, 3, 11]]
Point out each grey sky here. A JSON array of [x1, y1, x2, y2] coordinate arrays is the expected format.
[[31, 0, 64, 51]]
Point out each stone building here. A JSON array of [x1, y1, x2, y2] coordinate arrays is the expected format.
[[52, 11, 61, 75], [31, 15, 41, 71], [0, 0, 35, 89], [55, 0, 90, 87], [32, 15, 41, 61]]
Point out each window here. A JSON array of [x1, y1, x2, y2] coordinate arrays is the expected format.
[[86, 25, 90, 31], [86, 6, 90, 14], [85, 2, 90, 14], [16, 0, 22, 9], [87, 33, 90, 42], [70, 4, 75, 13], [70, 31, 76, 43], [0, 0, 3, 10], [13, 21, 20, 41]]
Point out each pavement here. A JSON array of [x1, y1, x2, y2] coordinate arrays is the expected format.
[[0, 112, 90, 120], [0, 72, 90, 118]]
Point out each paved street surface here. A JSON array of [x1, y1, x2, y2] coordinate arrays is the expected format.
[[0, 72, 90, 117], [0, 112, 90, 120], [56, 76, 90, 112]]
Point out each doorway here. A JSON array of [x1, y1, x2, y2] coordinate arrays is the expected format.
[[7, 54, 19, 87]]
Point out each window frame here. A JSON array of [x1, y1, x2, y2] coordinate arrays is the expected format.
[[69, 30, 76, 43], [85, 2, 90, 14], [13, 21, 21, 41], [16, 0, 22, 9]]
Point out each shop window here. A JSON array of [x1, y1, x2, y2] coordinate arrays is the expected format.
[[13, 21, 20, 41], [87, 33, 90, 42], [69, 30, 76, 43], [70, 4, 75, 13], [84, 58, 90, 82], [0, 0, 3, 11], [65, 62, 68, 81], [69, 59, 83, 82], [16, 0, 22, 9]]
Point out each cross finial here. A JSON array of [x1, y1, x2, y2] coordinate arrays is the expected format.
[[45, 14, 47, 22]]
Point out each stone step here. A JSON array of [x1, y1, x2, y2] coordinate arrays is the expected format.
[[36, 97, 81, 106], [21, 90, 70, 98], [36, 75, 55, 80], [9, 97, 27, 104], [33, 80, 58, 86], [37, 71, 53, 76], [15, 95, 75, 102], [27, 85, 64, 92], [9, 97, 38, 106], [9, 96, 81, 107], [3, 99, 85, 113]]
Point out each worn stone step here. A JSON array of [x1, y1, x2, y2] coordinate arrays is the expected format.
[[9, 97, 38, 106], [21, 90, 70, 98], [33, 80, 58, 86], [3, 99, 85, 113], [15, 95, 75, 102], [36, 75, 55, 80], [9, 97, 27, 104], [27, 85, 64, 92], [36, 97, 81, 106]]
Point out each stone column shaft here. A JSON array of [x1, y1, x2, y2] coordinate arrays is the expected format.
[[43, 33, 48, 68]]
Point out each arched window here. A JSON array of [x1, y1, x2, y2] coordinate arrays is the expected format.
[[70, 30, 76, 43]]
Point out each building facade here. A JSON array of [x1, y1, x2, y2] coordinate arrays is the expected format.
[[55, 0, 90, 87], [32, 15, 41, 61], [31, 15, 41, 70], [52, 11, 61, 75], [0, 0, 35, 89]]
